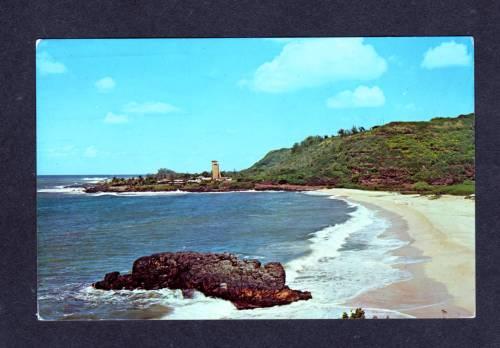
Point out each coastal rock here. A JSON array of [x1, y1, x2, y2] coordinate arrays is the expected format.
[[93, 252, 312, 310], [254, 183, 324, 191]]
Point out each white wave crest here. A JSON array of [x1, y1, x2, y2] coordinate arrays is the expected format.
[[38, 192, 411, 319], [82, 177, 109, 183], [161, 196, 411, 319], [82, 177, 109, 181], [88, 190, 189, 197], [37, 186, 86, 194]]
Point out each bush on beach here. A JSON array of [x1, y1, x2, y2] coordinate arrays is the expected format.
[[341, 308, 366, 319]]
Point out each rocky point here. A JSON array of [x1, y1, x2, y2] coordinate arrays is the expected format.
[[93, 251, 312, 310]]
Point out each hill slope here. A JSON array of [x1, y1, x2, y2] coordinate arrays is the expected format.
[[240, 113, 475, 193]]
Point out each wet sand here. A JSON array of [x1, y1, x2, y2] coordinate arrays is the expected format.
[[320, 188, 475, 318]]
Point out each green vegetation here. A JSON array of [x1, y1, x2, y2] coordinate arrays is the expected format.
[[342, 308, 366, 319], [99, 113, 474, 196], [238, 113, 475, 195], [430, 181, 475, 195], [91, 168, 256, 193]]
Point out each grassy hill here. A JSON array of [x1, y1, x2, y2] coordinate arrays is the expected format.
[[239, 113, 475, 195]]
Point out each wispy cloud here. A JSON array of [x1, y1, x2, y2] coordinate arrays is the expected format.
[[326, 85, 385, 109], [104, 101, 179, 125], [123, 101, 179, 114], [421, 41, 472, 69], [104, 112, 128, 124], [46, 145, 75, 158], [95, 77, 116, 92], [37, 51, 67, 75], [244, 38, 387, 93]]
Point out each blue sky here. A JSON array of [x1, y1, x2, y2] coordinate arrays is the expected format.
[[37, 37, 474, 175]]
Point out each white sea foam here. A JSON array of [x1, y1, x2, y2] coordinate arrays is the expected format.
[[37, 185, 266, 197], [75, 286, 186, 306], [188, 190, 258, 195], [37, 187, 280, 196], [37, 186, 86, 194], [88, 190, 189, 197], [37, 187, 189, 196], [43, 193, 412, 319], [159, 195, 412, 319], [82, 177, 109, 182]]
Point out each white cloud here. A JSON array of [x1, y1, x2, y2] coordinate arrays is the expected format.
[[123, 101, 179, 114], [84, 146, 97, 158], [104, 112, 128, 124], [103, 102, 178, 125], [37, 51, 67, 75], [246, 38, 387, 93], [95, 77, 116, 92], [46, 145, 75, 158], [326, 85, 385, 109], [421, 41, 472, 69]]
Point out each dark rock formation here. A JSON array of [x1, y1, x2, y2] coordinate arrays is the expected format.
[[254, 183, 324, 191], [93, 252, 311, 310], [83, 184, 108, 193], [83, 182, 327, 194]]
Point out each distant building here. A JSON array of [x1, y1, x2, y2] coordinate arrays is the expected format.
[[211, 160, 221, 180], [187, 178, 201, 184]]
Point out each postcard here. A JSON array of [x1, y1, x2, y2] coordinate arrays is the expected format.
[[37, 37, 474, 320]]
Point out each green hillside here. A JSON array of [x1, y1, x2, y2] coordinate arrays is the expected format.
[[239, 113, 475, 194]]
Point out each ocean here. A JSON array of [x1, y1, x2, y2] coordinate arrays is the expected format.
[[37, 175, 411, 320]]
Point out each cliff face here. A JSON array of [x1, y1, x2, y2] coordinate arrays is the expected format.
[[93, 252, 312, 310], [240, 114, 475, 191]]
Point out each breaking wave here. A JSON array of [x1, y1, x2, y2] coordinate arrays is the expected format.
[[165, 195, 412, 319]]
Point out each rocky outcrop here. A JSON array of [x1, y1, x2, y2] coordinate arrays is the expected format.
[[254, 183, 324, 191], [93, 252, 312, 310], [83, 181, 328, 194]]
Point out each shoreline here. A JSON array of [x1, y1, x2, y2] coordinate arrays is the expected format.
[[39, 184, 475, 319], [319, 188, 475, 318], [82, 183, 325, 194]]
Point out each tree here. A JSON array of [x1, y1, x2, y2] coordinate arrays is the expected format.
[[157, 168, 176, 180], [359, 126, 366, 132], [337, 128, 345, 137], [351, 126, 359, 134]]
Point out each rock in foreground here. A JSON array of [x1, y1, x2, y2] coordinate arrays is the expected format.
[[93, 252, 312, 310]]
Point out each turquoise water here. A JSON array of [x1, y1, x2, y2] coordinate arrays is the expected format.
[[38, 175, 370, 320]]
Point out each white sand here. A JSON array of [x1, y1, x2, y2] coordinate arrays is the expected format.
[[319, 188, 475, 318]]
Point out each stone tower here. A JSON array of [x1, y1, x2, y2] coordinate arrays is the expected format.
[[211, 160, 221, 180]]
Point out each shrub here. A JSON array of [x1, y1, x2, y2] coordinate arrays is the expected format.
[[413, 181, 433, 192], [341, 308, 366, 319], [433, 182, 475, 195]]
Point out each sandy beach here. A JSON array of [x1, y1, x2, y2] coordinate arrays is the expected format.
[[319, 188, 475, 318]]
